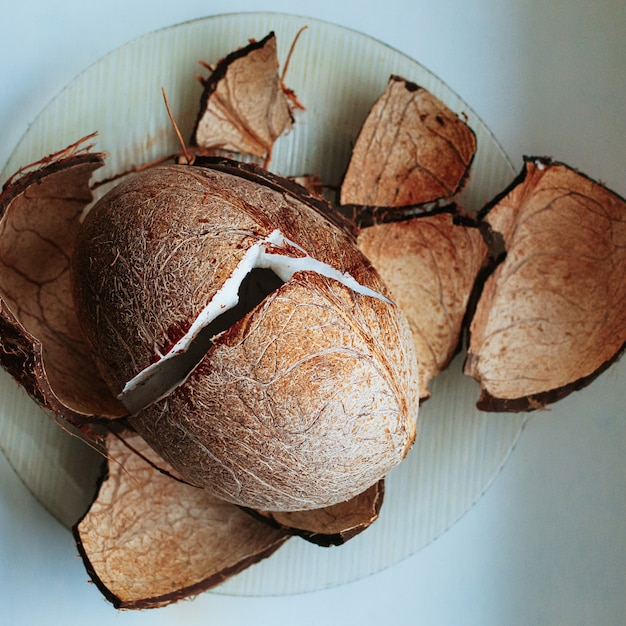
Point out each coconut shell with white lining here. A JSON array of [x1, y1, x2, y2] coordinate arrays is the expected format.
[[71, 159, 419, 511]]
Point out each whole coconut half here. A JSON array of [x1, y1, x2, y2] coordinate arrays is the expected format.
[[71, 159, 419, 511]]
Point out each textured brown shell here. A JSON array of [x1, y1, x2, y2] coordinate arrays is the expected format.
[[358, 211, 488, 398], [74, 431, 289, 609], [465, 157, 626, 410], [250, 480, 384, 546], [72, 161, 419, 511], [340, 75, 476, 209], [0, 151, 125, 423], [191, 32, 294, 162]]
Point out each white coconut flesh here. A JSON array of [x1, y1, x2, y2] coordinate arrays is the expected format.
[[119, 229, 391, 415]]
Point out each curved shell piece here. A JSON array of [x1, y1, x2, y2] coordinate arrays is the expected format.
[[340, 75, 476, 209], [358, 211, 487, 398], [0, 150, 125, 422], [466, 158, 626, 410], [74, 431, 289, 609]]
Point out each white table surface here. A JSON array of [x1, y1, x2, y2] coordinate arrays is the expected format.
[[1, 1, 625, 624]]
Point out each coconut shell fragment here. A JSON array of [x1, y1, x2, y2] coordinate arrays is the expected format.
[[74, 431, 290, 609], [465, 157, 626, 410], [191, 31, 296, 165], [339, 75, 476, 214], [250, 480, 384, 547], [0, 144, 126, 424], [357, 210, 488, 398]]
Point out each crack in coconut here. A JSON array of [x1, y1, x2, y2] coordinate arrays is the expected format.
[[120, 229, 391, 414]]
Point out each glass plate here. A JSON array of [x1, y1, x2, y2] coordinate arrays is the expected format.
[[0, 12, 528, 596]]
